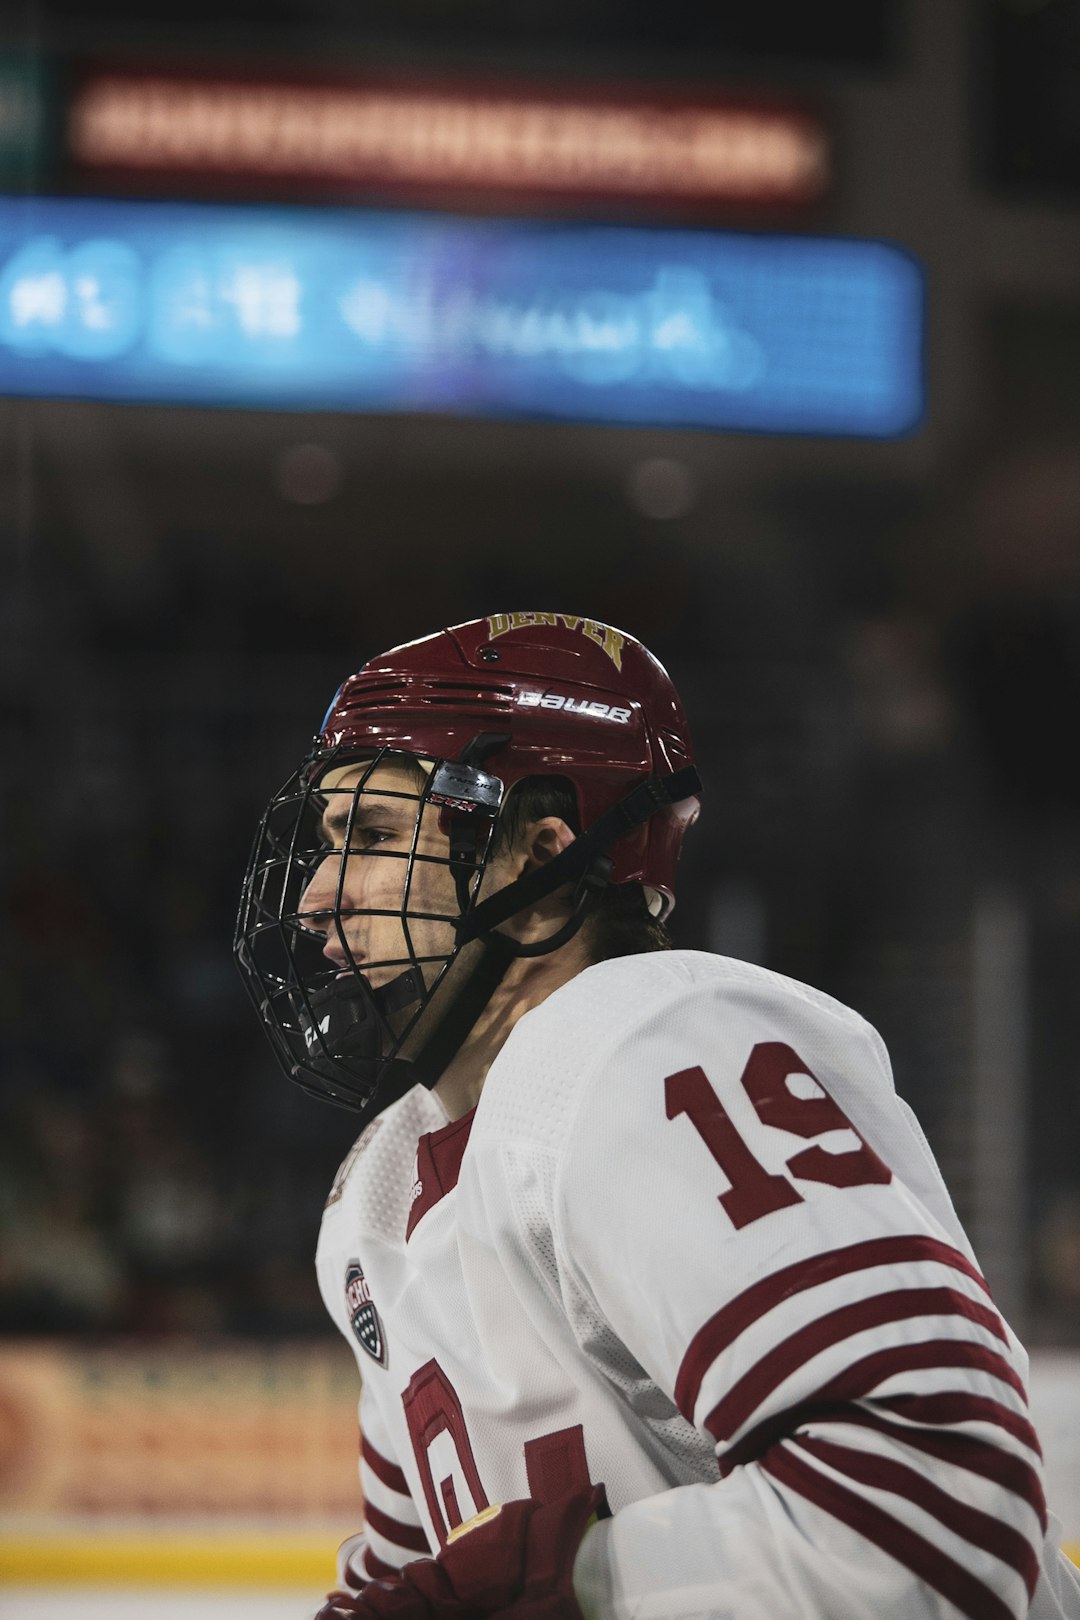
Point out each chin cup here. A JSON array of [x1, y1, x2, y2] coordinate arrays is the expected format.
[[297, 970, 424, 1088]]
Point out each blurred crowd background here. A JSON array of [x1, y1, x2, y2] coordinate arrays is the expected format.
[[2, 0, 1080, 1362]]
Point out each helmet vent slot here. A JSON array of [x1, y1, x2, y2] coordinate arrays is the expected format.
[[340, 682, 514, 710]]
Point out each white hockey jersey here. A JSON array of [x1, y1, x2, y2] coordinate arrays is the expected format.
[[315, 950, 1080, 1620]]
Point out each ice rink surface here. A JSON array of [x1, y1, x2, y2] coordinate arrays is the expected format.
[[0, 1591, 317, 1619]]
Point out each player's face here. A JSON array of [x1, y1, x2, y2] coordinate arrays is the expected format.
[[298, 759, 459, 992]]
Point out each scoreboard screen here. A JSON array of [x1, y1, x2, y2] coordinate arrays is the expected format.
[[0, 197, 923, 437]]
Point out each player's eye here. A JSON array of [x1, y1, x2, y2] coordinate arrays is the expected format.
[[345, 826, 396, 851], [314, 820, 396, 853]]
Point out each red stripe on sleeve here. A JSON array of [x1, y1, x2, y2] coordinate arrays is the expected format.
[[795, 1434, 1041, 1597], [364, 1500, 431, 1554], [362, 1434, 411, 1496], [702, 1289, 1014, 1443], [716, 1394, 1049, 1535], [814, 1339, 1029, 1410], [710, 1342, 1028, 1453], [789, 1403, 1048, 1531], [675, 1235, 992, 1422], [763, 1442, 1019, 1620], [363, 1546, 400, 1580], [876, 1391, 1042, 1457]]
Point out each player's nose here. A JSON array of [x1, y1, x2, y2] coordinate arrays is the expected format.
[[298, 853, 343, 930]]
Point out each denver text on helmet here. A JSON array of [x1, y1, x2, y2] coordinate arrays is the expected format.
[[484, 612, 626, 669]]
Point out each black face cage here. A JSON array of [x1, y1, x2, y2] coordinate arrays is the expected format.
[[233, 745, 504, 1113]]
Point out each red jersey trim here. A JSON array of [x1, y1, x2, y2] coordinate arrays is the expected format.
[[817, 1405, 1047, 1529], [715, 1396, 1048, 1531], [814, 1341, 1029, 1412], [709, 1340, 1029, 1458], [406, 1108, 477, 1241], [701, 1289, 1015, 1444], [363, 1545, 399, 1580], [763, 1442, 1018, 1620], [364, 1499, 430, 1554], [362, 1433, 411, 1497], [675, 1234, 992, 1422], [875, 1391, 1042, 1457], [795, 1433, 1041, 1596]]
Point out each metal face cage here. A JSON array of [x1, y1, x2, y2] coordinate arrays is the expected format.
[[234, 745, 504, 1113]]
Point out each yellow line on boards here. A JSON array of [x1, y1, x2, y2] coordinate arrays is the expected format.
[[0, 1536, 338, 1587], [0, 1534, 1076, 1586]]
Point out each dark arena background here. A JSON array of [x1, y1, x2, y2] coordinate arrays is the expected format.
[[1, 1, 1079, 1613]]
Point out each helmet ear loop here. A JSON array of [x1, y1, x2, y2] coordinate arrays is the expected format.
[[497, 853, 612, 959], [449, 823, 482, 916], [438, 804, 498, 918], [430, 742, 507, 918]]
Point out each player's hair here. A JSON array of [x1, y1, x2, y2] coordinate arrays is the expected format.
[[489, 775, 672, 960]]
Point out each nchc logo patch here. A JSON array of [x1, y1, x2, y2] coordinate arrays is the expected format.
[[345, 1258, 387, 1366]]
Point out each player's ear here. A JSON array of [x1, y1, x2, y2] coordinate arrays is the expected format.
[[515, 815, 576, 876]]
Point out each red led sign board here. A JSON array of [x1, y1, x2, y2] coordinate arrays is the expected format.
[[67, 68, 830, 217]]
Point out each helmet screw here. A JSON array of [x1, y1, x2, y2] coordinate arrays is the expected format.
[[479, 646, 500, 662]]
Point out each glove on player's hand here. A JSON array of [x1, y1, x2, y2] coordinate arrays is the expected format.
[[314, 1484, 606, 1620]]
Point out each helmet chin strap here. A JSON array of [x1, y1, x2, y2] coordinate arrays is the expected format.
[[455, 765, 701, 948], [490, 852, 612, 958], [398, 764, 701, 1093], [396, 932, 520, 1090], [400, 852, 614, 1090]]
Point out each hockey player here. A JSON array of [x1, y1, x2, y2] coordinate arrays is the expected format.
[[235, 613, 1080, 1620]]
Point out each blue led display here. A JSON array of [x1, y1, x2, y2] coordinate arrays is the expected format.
[[0, 197, 923, 436]]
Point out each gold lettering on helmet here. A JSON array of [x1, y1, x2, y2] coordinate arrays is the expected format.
[[487, 611, 559, 639], [484, 613, 625, 671], [508, 610, 559, 632], [603, 626, 625, 670]]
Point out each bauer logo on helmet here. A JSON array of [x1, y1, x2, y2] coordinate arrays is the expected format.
[[515, 690, 632, 723]]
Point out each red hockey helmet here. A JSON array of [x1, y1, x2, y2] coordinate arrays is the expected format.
[[318, 612, 699, 915], [235, 614, 700, 1116]]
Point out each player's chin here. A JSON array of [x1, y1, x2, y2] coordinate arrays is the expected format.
[[355, 963, 402, 994]]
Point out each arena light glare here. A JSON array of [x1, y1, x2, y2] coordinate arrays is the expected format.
[[0, 197, 924, 436]]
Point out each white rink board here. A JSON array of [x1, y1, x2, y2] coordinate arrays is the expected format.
[[0, 1592, 316, 1620], [1031, 1350, 1080, 1548]]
